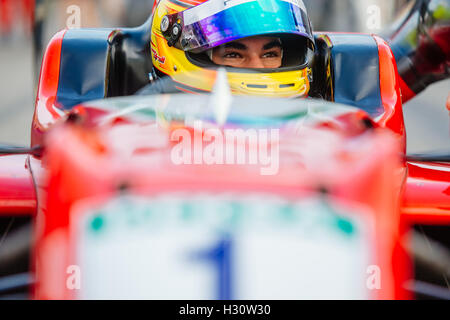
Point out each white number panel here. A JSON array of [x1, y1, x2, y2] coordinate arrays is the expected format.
[[71, 193, 374, 299]]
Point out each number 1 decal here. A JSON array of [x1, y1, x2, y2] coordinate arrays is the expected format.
[[190, 234, 233, 300]]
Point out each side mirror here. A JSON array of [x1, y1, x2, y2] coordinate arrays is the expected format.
[[406, 151, 450, 162], [0, 144, 43, 157]]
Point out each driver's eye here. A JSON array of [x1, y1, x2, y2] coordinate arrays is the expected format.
[[262, 51, 281, 58], [223, 52, 243, 59]]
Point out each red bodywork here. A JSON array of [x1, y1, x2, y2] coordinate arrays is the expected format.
[[0, 155, 36, 215], [32, 117, 407, 299], [0, 30, 448, 299]]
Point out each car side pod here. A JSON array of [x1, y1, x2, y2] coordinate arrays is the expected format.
[[403, 149, 450, 225], [0, 145, 40, 216], [0, 147, 39, 298]]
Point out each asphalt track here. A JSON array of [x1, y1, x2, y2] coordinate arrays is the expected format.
[[0, 40, 449, 154]]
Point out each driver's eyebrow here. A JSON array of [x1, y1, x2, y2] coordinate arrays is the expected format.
[[222, 42, 247, 50], [263, 40, 282, 50]]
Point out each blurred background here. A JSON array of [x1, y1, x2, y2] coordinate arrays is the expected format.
[[0, 0, 449, 152]]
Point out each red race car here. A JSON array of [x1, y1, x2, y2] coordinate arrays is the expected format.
[[0, 0, 448, 300]]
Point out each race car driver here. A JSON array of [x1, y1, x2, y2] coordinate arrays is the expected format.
[[138, 0, 315, 98]]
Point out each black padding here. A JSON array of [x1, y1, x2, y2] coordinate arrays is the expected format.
[[310, 35, 334, 101], [106, 17, 153, 97]]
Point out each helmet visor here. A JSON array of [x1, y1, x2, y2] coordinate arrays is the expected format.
[[167, 0, 313, 53]]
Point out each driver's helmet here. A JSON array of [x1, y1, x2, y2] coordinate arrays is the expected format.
[[150, 0, 315, 98]]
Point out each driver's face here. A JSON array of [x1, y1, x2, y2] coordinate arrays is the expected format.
[[211, 36, 283, 69]]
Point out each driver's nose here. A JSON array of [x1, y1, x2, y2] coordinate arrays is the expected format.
[[246, 55, 265, 69]]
